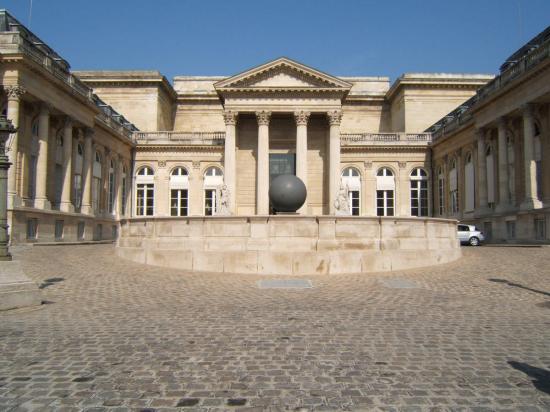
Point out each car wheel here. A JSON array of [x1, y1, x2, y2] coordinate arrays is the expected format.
[[469, 236, 480, 246]]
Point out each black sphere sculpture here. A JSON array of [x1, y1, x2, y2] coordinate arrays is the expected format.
[[269, 174, 307, 213]]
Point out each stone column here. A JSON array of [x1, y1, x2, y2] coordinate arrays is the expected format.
[[328, 110, 342, 215], [476, 129, 488, 211], [59, 117, 74, 212], [4, 85, 25, 209], [520, 104, 542, 210], [81, 128, 93, 215], [496, 118, 509, 212], [294, 110, 310, 215], [223, 110, 237, 214], [256, 111, 271, 215], [114, 155, 123, 219], [34, 103, 51, 210]]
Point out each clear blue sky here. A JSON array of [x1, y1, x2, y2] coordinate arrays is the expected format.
[[3, 0, 550, 83]]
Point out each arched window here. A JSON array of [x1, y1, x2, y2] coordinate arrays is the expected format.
[[341, 167, 361, 216], [92, 152, 102, 213], [135, 166, 154, 216], [464, 153, 475, 212], [108, 159, 115, 214], [376, 167, 394, 217], [486, 146, 495, 207], [534, 122, 542, 201], [506, 135, 515, 203], [121, 165, 127, 216], [73, 143, 84, 210], [203, 166, 223, 215], [54, 132, 64, 208], [449, 159, 459, 214], [437, 166, 445, 215], [170, 167, 189, 217], [410, 168, 428, 217]]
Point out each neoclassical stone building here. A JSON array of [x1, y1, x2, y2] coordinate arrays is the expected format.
[[1, 9, 549, 244]]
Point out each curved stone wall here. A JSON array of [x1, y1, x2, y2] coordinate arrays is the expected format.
[[117, 216, 461, 275]]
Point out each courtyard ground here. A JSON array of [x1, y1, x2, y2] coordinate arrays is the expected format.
[[0, 244, 549, 412]]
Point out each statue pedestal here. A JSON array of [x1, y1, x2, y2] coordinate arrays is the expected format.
[[0, 260, 41, 311]]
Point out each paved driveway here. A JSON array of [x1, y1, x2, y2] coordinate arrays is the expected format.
[[1, 244, 549, 411]]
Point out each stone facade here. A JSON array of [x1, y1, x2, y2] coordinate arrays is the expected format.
[[1, 9, 548, 244]]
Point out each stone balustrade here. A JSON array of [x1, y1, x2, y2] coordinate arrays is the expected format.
[[430, 35, 550, 141], [0, 18, 137, 140], [341, 132, 432, 145], [133, 131, 226, 145], [117, 215, 461, 275]]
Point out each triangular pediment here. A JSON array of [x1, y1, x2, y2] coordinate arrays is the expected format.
[[214, 57, 352, 91]]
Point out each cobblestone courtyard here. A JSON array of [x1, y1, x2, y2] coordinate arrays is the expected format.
[[1, 245, 549, 412]]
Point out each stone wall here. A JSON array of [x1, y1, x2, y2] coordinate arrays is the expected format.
[[117, 216, 461, 275]]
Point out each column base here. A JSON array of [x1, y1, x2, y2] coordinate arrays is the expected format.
[[59, 202, 75, 213], [80, 205, 94, 215], [520, 198, 543, 211], [495, 203, 513, 214], [474, 207, 493, 217], [33, 198, 51, 210], [7, 193, 22, 210]]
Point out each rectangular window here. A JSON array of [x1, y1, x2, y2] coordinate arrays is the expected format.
[[450, 190, 459, 214], [411, 180, 428, 217], [376, 190, 394, 217], [54, 164, 63, 208], [536, 160, 543, 201], [28, 155, 37, 199], [94, 224, 103, 241], [438, 178, 444, 215], [484, 222, 492, 242], [112, 225, 118, 239], [26, 218, 38, 240], [171, 189, 188, 217], [204, 189, 216, 216], [77, 221, 85, 240], [136, 183, 154, 216], [92, 177, 101, 213], [54, 220, 64, 240], [349, 190, 360, 216], [74, 174, 82, 210], [121, 177, 127, 216], [108, 172, 115, 214], [535, 218, 546, 240], [506, 221, 516, 240]]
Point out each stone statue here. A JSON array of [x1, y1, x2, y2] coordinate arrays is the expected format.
[[217, 184, 230, 216], [334, 183, 351, 216]]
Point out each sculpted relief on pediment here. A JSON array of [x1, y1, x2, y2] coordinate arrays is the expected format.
[[214, 58, 352, 91], [231, 66, 335, 88]]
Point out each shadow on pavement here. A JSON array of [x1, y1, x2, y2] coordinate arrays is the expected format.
[[509, 361, 550, 395], [488, 278, 550, 297]]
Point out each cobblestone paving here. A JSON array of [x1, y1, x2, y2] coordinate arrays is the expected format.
[[1, 244, 550, 412]]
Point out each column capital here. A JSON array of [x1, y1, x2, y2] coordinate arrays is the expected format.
[[522, 103, 536, 117], [4, 85, 26, 101], [497, 117, 507, 128], [327, 110, 342, 126], [84, 127, 94, 139], [63, 116, 74, 129], [294, 110, 310, 126], [474, 128, 486, 142], [39, 102, 53, 116], [255, 110, 271, 126], [223, 110, 238, 126]]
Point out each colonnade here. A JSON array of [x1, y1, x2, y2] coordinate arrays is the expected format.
[[3, 85, 130, 219], [223, 109, 342, 215]]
